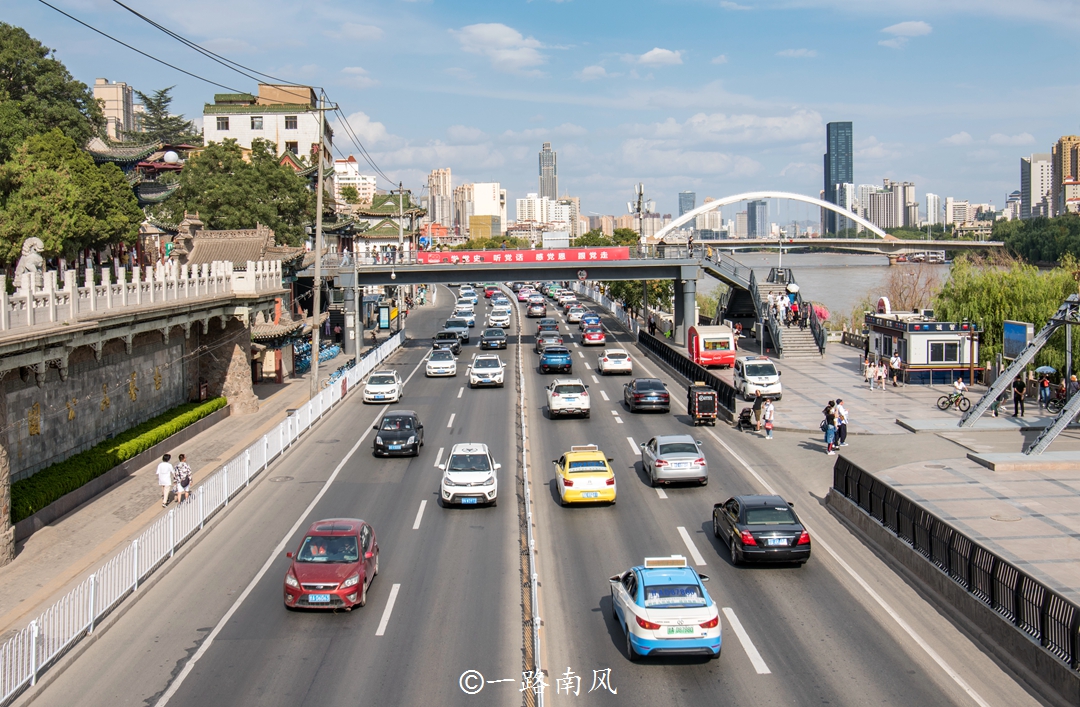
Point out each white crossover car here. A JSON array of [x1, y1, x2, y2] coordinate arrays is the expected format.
[[453, 307, 476, 327], [468, 354, 505, 388], [363, 370, 402, 403], [440, 443, 500, 507], [487, 311, 511, 329], [546, 378, 591, 418], [426, 349, 457, 377], [597, 349, 634, 375]]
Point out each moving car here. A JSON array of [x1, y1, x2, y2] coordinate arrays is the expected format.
[[526, 303, 547, 318], [535, 333, 563, 354], [363, 370, 402, 403], [546, 378, 590, 418], [579, 313, 602, 330], [459, 288, 478, 305], [444, 318, 471, 343], [536, 318, 560, 335], [372, 410, 424, 456], [283, 519, 378, 610], [539, 346, 573, 373], [468, 354, 506, 388], [567, 306, 587, 323], [561, 298, 580, 312], [733, 356, 783, 401], [479, 328, 507, 350], [639, 435, 708, 486], [713, 495, 811, 565], [553, 444, 616, 505], [623, 378, 670, 413], [452, 307, 476, 327], [581, 326, 606, 346], [609, 556, 721, 660], [597, 348, 633, 375], [487, 311, 511, 328], [431, 331, 462, 355], [426, 349, 458, 376], [455, 297, 475, 311], [528, 294, 545, 305], [440, 443, 500, 507], [484, 285, 499, 298]]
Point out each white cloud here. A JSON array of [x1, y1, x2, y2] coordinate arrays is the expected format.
[[636, 48, 683, 66], [989, 132, 1035, 146], [719, 1, 752, 9], [327, 23, 384, 41], [882, 20, 933, 37], [620, 138, 761, 177], [333, 111, 394, 146], [502, 123, 588, 140], [451, 23, 546, 75], [941, 131, 974, 145], [711, 55, 728, 64], [631, 110, 822, 149], [446, 125, 488, 143], [340, 67, 379, 89], [856, 136, 904, 160], [776, 48, 817, 58], [576, 65, 609, 81], [878, 38, 907, 49]]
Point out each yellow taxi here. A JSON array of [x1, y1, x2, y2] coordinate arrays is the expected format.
[[553, 444, 616, 506]]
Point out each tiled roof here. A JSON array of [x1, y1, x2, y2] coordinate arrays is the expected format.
[[354, 193, 425, 216], [184, 224, 305, 266], [356, 218, 419, 239], [135, 182, 181, 204], [86, 137, 163, 163]]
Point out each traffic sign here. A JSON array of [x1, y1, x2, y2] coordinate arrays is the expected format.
[[578, 270, 587, 281]]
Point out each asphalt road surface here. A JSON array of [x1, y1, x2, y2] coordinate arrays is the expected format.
[[22, 284, 1045, 707]]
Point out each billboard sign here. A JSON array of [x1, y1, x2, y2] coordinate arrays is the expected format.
[[416, 247, 630, 266], [1002, 320, 1034, 360], [378, 305, 391, 330]]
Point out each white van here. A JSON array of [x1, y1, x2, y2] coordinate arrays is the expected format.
[[733, 355, 782, 401]]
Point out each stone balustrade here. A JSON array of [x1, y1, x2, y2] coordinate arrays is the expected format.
[[0, 259, 283, 332]]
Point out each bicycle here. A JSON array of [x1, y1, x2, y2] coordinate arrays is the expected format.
[[937, 391, 971, 412]]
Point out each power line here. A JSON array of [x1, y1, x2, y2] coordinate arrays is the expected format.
[[333, 107, 395, 187], [34, 0, 244, 93]]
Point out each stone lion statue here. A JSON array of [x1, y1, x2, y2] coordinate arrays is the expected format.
[[14, 237, 45, 290]]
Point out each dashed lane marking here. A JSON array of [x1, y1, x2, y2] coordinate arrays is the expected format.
[[600, 391, 610, 402], [434, 447, 444, 468], [626, 437, 638, 454], [584, 362, 591, 370], [677, 526, 708, 566], [722, 607, 771, 674], [447, 413, 455, 428], [412, 500, 427, 530], [457, 387, 463, 398], [591, 375, 600, 384], [655, 488, 667, 499], [375, 583, 401, 636]]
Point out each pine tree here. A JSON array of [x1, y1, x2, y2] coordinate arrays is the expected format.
[[126, 87, 202, 145]]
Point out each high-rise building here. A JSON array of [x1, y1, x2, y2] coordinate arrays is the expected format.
[[865, 189, 897, 230], [539, 142, 558, 200], [925, 193, 941, 226], [945, 197, 971, 225], [823, 121, 853, 233], [333, 156, 377, 205], [454, 182, 505, 237], [1021, 153, 1053, 219], [678, 191, 696, 222], [1004, 191, 1022, 220], [427, 168, 453, 228], [747, 200, 768, 238], [735, 212, 748, 238], [94, 78, 138, 140], [1053, 137, 1080, 216]]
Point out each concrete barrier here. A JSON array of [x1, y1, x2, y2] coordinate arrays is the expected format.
[[13, 405, 232, 542]]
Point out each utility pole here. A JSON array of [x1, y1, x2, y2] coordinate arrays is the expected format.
[[309, 92, 330, 399], [628, 183, 651, 333]]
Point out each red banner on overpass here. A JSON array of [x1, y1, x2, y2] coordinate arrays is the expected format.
[[417, 247, 630, 265]]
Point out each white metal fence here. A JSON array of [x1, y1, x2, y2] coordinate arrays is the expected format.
[[571, 282, 641, 336], [0, 330, 406, 705]]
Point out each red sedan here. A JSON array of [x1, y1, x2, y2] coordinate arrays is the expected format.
[[582, 327, 607, 345], [283, 518, 379, 610]]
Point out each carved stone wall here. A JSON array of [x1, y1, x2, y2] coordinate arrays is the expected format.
[[197, 318, 258, 415]]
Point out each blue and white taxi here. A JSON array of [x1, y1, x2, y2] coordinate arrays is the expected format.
[[609, 556, 721, 661]]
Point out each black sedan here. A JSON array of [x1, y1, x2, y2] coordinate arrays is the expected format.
[[372, 410, 424, 457], [432, 331, 462, 355], [479, 328, 507, 349], [623, 378, 670, 413], [712, 495, 811, 566]]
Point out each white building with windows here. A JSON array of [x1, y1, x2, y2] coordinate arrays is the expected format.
[[925, 193, 941, 226], [333, 156, 377, 205]]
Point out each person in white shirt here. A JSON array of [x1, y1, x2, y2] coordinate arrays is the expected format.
[[156, 454, 175, 507], [835, 399, 849, 446], [889, 353, 902, 387], [762, 399, 775, 439]]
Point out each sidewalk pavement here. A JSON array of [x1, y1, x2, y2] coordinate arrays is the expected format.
[[0, 366, 332, 642]]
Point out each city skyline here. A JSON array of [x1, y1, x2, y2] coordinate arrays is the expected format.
[[9, 1, 1079, 216]]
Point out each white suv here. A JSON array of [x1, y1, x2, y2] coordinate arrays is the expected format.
[[487, 311, 511, 328], [546, 378, 591, 418], [733, 355, 783, 401], [440, 443, 500, 507], [363, 369, 402, 403], [468, 354, 506, 388]]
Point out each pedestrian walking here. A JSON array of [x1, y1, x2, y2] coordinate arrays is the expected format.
[[889, 353, 902, 387], [822, 401, 837, 454], [990, 388, 1006, 417], [875, 362, 887, 391], [174, 454, 192, 503], [1012, 376, 1026, 417], [752, 390, 764, 431], [1039, 374, 1051, 409], [767, 293, 776, 311], [835, 399, 849, 446], [156, 454, 174, 507], [762, 398, 775, 439]]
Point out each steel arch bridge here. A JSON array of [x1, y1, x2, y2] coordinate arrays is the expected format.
[[653, 190, 887, 241]]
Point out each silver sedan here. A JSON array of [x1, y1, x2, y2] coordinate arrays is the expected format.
[[639, 435, 708, 487]]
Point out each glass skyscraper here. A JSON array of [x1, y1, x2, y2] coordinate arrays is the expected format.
[[823, 121, 853, 234], [678, 191, 696, 223], [539, 143, 558, 200], [747, 200, 768, 238]]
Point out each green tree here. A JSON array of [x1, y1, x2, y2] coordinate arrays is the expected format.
[[163, 138, 311, 246], [339, 185, 360, 204], [997, 214, 1080, 264], [0, 23, 104, 162], [451, 236, 530, 250], [0, 129, 141, 262], [612, 228, 640, 246], [573, 230, 614, 247], [127, 87, 202, 145]]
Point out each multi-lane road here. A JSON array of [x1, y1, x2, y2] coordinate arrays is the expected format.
[[25, 284, 1044, 707]]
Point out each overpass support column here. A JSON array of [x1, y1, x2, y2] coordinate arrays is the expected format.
[[343, 287, 356, 358], [675, 277, 696, 346]]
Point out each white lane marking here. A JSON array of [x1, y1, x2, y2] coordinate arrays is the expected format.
[[615, 417, 624, 424], [600, 391, 610, 402], [447, 413, 456, 428], [578, 350, 585, 358], [412, 500, 428, 530], [375, 583, 401, 636], [610, 409, 619, 416], [655, 488, 668, 499], [722, 607, 771, 674], [457, 387, 463, 399], [700, 428, 992, 706], [591, 375, 600, 384], [584, 362, 591, 370], [677, 526, 708, 566], [434, 447, 444, 468], [626, 437, 639, 454]]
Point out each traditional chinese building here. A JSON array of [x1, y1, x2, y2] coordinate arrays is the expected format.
[[85, 137, 197, 207], [352, 193, 426, 260]]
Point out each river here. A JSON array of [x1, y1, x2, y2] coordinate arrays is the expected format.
[[698, 252, 952, 324]]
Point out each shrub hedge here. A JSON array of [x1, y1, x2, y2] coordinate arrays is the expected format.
[[11, 397, 228, 523]]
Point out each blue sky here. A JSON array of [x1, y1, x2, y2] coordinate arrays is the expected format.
[[9, 0, 1080, 218]]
